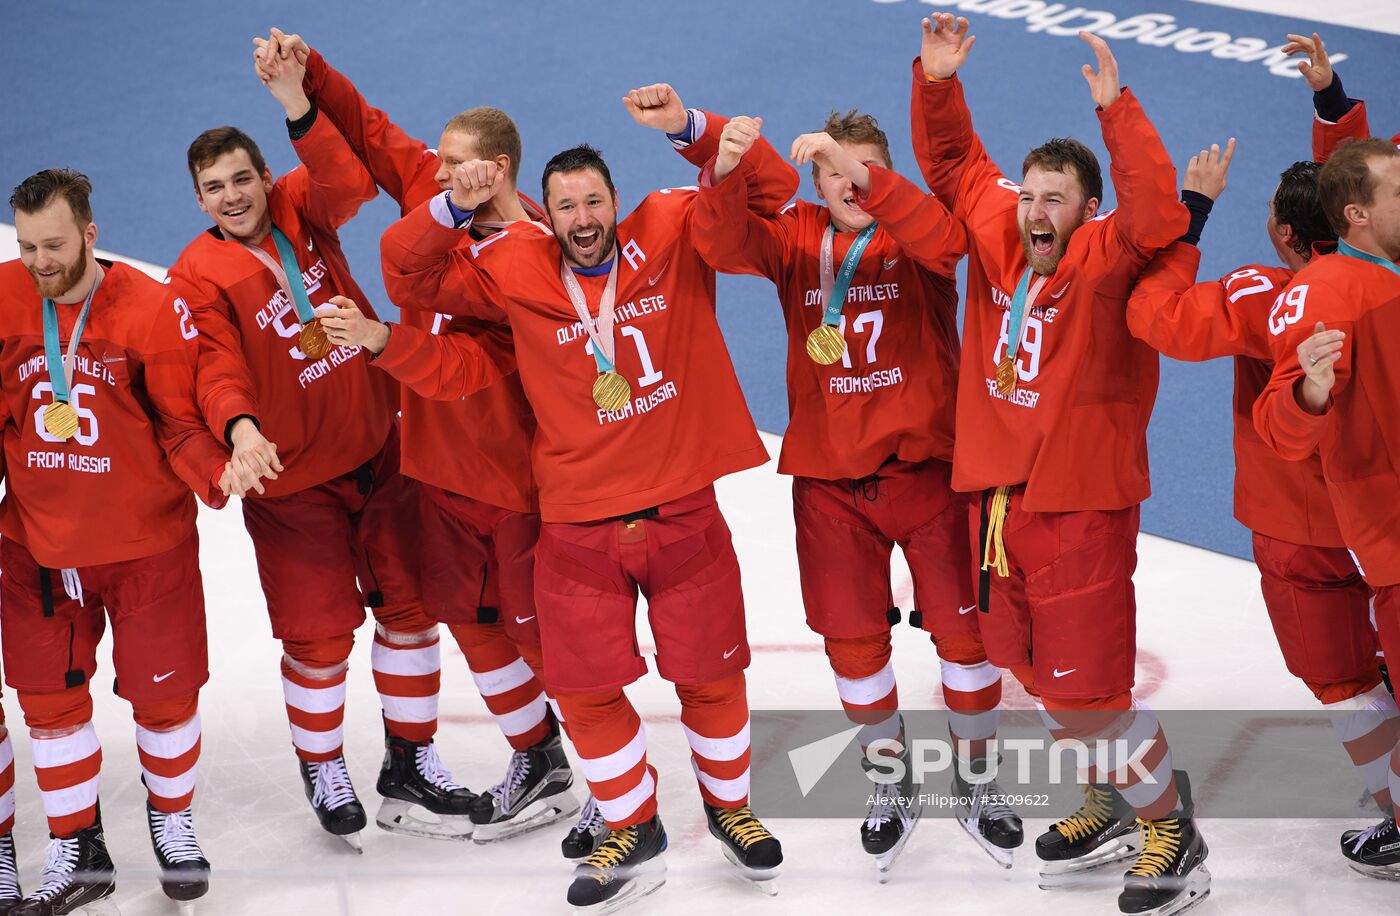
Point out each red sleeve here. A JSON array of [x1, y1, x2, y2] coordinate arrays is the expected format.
[[280, 113, 379, 232], [371, 318, 515, 401], [1126, 247, 1277, 361], [856, 165, 966, 276], [1098, 89, 1189, 255], [380, 199, 509, 320], [167, 258, 261, 442], [908, 64, 1006, 218], [1313, 100, 1371, 162], [1254, 278, 1351, 459], [302, 48, 442, 214], [144, 286, 232, 507], [674, 112, 798, 217], [690, 161, 792, 279]]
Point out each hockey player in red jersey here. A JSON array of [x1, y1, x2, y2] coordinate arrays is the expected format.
[[1255, 138, 1400, 879], [166, 37, 477, 849], [246, 29, 590, 853], [1128, 138, 1400, 854], [691, 112, 1017, 874], [1, 169, 247, 913], [913, 15, 1207, 913], [381, 87, 797, 910]]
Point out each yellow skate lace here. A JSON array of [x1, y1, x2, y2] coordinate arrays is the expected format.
[[1128, 818, 1182, 877], [715, 806, 773, 849], [584, 825, 639, 872], [1052, 784, 1114, 843]]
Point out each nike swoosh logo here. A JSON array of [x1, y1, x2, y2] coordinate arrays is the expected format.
[[515, 615, 536, 624], [957, 604, 977, 615], [1050, 283, 1070, 299], [307, 238, 315, 252], [1052, 667, 1077, 678], [883, 257, 899, 270], [722, 644, 740, 659], [153, 671, 176, 683], [648, 262, 670, 286]]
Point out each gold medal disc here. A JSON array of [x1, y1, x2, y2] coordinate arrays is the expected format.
[[995, 356, 1017, 396], [43, 400, 79, 440], [806, 324, 846, 365], [592, 371, 632, 412], [299, 318, 332, 360]]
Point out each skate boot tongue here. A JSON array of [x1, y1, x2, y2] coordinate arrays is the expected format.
[[1127, 818, 1181, 877], [416, 742, 466, 792], [487, 750, 531, 813], [1054, 783, 1116, 842]]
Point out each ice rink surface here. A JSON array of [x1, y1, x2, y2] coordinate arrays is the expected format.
[[4, 0, 1400, 912]]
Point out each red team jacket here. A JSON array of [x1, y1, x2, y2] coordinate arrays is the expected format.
[[692, 157, 965, 480], [167, 111, 397, 498], [1255, 254, 1400, 583], [0, 260, 229, 567], [381, 172, 796, 522], [910, 64, 1186, 510], [301, 48, 539, 512], [1126, 249, 1343, 547]]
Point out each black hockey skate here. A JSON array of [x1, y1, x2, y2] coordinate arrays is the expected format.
[[300, 755, 367, 852], [561, 795, 608, 860], [0, 832, 20, 910], [861, 753, 921, 882], [1340, 817, 1400, 880], [953, 761, 1024, 869], [705, 804, 782, 894], [470, 725, 579, 844], [11, 819, 116, 916], [567, 815, 668, 913], [1118, 811, 1210, 914], [376, 735, 477, 841], [1036, 781, 1139, 888], [146, 802, 210, 910]]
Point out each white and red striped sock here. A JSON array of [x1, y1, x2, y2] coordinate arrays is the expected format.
[[833, 659, 902, 750], [678, 675, 751, 808], [136, 713, 202, 812], [373, 624, 441, 744], [557, 690, 656, 828], [0, 725, 14, 835], [1327, 684, 1400, 813], [281, 655, 348, 763], [451, 624, 549, 750], [31, 722, 102, 837], [941, 659, 1003, 763]]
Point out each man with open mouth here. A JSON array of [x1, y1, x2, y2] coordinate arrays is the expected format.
[[914, 14, 1206, 916]]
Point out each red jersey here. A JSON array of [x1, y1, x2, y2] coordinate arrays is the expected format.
[[1126, 244, 1343, 547], [1255, 252, 1400, 583], [0, 260, 229, 568], [692, 157, 964, 480], [382, 187, 779, 523], [167, 111, 397, 498], [1313, 100, 1400, 163], [910, 64, 1186, 510]]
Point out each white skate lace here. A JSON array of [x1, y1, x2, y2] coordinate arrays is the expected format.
[[0, 834, 19, 897], [150, 807, 205, 864], [414, 742, 465, 793], [488, 750, 531, 815], [865, 781, 902, 829], [1350, 818, 1397, 854], [31, 836, 80, 901], [573, 795, 604, 835], [312, 757, 360, 812]]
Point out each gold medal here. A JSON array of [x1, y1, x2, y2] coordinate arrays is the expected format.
[[806, 324, 846, 365], [995, 356, 1017, 396], [43, 400, 79, 440], [299, 317, 331, 360], [592, 370, 632, 412]]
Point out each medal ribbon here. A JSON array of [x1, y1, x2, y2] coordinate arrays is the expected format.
[[42, 267, 104, 405], [818, 222, 879, 329], [1337, 239, 1400, 278], [560, 258, 621, 373], [242, 225, 317, 324], [1002, 267, 1051, 367]]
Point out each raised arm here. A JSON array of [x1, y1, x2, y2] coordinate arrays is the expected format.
[[261, 30, 443, 213], [910, 14, 986, 209], [689, 118, 794, 279], [253, 35, 377, 230], [1282, 32, 1370, 162]]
